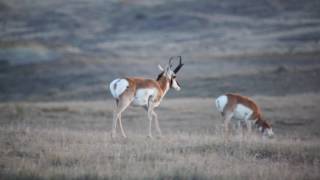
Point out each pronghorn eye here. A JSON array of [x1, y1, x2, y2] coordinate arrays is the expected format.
[[172, 75, 176, 78]]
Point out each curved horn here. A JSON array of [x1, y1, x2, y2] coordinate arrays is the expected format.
[[173, 56, 184, 73], [168, 56, 174, 68]]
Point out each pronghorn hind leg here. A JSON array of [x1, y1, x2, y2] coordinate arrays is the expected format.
[[111, 97, 132, 138], [244, 120, 252, 140], [218, 112, 225, 136], [222, 101, 236, 142], [236, 120, 243, 138], [111, 100, 119, 138], [223, 112, 233, 142], [118, 113, 127, 138]]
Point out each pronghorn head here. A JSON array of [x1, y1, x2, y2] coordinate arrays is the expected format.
[[157, 56, 184, 91], [257, 119, 274, 138]]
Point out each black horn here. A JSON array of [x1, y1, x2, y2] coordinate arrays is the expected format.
[[168, 57, 174, 68], [173, 56, 184, 73]]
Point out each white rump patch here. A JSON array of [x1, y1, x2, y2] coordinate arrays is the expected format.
[[132, 88, 157, 106], [215, 95, 228, 113], [233, 104, 253, 120], [109, 78, 129, 98]]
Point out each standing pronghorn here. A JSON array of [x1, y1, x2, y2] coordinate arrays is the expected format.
[[215, 93, 274, 139], [109, 56, 184, 138]]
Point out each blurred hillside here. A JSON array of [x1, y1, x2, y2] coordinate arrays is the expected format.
[[0, 0, 320, 101]]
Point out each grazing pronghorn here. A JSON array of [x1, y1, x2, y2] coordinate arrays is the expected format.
[[215, 93, 274, 139], [109, 56, 184, 138]]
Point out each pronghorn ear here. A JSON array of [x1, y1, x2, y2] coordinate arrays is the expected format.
[[158, 64, 164, 72]]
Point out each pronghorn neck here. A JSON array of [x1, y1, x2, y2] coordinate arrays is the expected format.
[[156, 73, 170, 95], [256, 118, 271, 130]]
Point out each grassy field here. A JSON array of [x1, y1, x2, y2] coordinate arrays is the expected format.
[[1, 94, 320, 179]]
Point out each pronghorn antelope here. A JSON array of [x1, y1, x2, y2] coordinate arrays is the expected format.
[[215, 93, 274, 139], [109, 56, 184, 138]]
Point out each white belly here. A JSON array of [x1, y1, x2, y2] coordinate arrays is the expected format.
[[132, 89, 157, 106], [233, 104, 253, 121]]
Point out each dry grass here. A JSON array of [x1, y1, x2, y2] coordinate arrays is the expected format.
[[0, 126, 319, 180], [1, 125, 320, 180], [1, 94, 320, 179]]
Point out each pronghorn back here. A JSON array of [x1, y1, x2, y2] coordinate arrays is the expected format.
[[216, 93, 262, 120], [227, 93, 262, 120]]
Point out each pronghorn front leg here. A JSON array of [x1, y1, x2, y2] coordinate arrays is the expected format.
[[152, 110, 162, 137], [147, 96, 155, 138]]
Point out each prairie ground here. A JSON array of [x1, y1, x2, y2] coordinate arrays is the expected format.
[[1, 94, 320, 179]]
